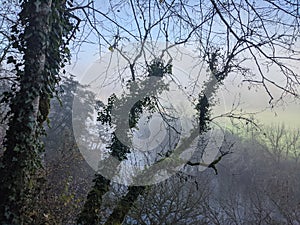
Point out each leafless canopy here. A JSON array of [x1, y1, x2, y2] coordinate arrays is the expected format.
[[70, 0, 300, 103]]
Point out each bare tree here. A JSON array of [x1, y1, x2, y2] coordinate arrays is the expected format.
[[70, 1, 300, 224], [1, 0, 300, 224], [125, 175, 211, 225], [260, 124, 300, 163]]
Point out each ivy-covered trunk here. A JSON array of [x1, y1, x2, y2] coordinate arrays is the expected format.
[[77, 174, 111, 225], [104, 186, 146, 225], [0, 1, 72, 224], [77, 138, 131, 224], [78, 51, 228, 225]]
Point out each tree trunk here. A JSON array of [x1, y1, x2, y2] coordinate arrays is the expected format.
[[104, 186, 146, 225], [0, 1, 53, 224], [100, 52, 228, 225], [77, 174, 111, 225]]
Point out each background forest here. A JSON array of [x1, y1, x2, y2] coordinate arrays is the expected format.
[[1, 76, 300, 224]]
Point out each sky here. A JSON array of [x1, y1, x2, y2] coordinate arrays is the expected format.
[[66, 0, 300, 130], [67, 42, 300, 130], [67, 0, 300, 179]]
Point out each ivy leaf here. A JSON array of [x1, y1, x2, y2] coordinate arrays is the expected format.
[[12, 157, 18, 162], [108, 46, 114, 52], [7, 56, 16, 64]]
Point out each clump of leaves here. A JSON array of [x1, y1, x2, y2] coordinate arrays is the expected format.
[[147, 58, 172, 77]]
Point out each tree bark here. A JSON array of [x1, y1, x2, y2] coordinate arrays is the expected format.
[[104, 186, 146, 225], [77, 174, 111, 225], [0, 1, 53, 224]]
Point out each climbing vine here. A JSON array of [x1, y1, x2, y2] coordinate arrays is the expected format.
[[77, 58, 172, 225], [78, 51, 230, 224], [0, 0, 75, 224]]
